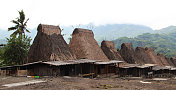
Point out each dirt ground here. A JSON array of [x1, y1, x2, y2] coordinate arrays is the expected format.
[[0, 76, 176, 90]]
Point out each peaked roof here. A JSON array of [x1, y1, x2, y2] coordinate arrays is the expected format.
[[26, 24, 76, 63], [69, 28, 109, 62]]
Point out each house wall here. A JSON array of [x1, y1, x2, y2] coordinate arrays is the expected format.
[[27, 64, 60, 76]]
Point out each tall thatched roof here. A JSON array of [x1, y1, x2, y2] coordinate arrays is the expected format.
[[69, 28, 109, 62], [170, 57, 176, 66], [101, 41, 124, 61], [144, 47, 164, 66], [157, 53, 170, 66], [26, 24, 76, 63], [120, 43, 137, 64], [119, 43, 174, 66], [135, 47, 152, 64], [165, 56, 175, 66]]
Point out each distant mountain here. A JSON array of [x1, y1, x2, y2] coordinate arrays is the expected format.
[[113, 31, 176, 57], [61, 24, 154, 43], [93, 24, 153, 43], [154, 26, 176, 34]]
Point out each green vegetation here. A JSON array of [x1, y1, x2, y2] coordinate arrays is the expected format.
[[113, 32, 176, 57], [8, 10, 30, 38], [0, 10, 31, 66], [3, 36, 31, 65], [0, 47, 4, 66]]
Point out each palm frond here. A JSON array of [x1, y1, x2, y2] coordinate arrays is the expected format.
[[18, 10, 25, 24], [25, 29, 30, 33], [8, 27, 17, 31], [10, 30, 18, 37], [24, 18, 29, 26], [11, 20, 19, 25]]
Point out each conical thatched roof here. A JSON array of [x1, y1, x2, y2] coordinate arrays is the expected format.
[[144, 47, 164, 66], [170, 57, 176, 66], [157, 53, 170, 66], [101, 41, 124, 61], [165, 56, 175, 66], [26, 24, 76, 63], [120, 43, 137, 64], [134, 47, 152, 64], [69, 28, 109, 62]]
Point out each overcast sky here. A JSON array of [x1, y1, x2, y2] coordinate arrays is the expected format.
[[0, 0, 176, 30]]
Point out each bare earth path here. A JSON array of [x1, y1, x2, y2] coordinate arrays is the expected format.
[[0, 76, 176, 90]]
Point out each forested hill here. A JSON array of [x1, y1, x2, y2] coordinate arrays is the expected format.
[[113, 31, 176, 57], [93, 24, 153, 43]]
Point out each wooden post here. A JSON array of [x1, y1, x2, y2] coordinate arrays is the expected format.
[[106, 65, 108, 77], [81, 64, 82, 76], [75, 65, 76, 76]]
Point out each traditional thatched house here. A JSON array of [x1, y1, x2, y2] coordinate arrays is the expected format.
[[101, 41, 124, 61], [27, 24, 76, 63], [1, 26, 124, 77], [69, 28, 123, 76]]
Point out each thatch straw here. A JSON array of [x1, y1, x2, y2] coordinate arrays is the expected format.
[[120, 43, 137, 64], [69, 28, 109, 62], [101, 40, 124, 61], [26, 24, 76, 63]]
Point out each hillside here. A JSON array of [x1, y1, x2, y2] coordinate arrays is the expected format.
[[154, 26, 176, 34], [94, 24, 153, 43], [113, 32, 176, 57], [0, 24, 154, 44]]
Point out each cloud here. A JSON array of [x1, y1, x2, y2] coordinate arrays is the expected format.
[[0, 0, 176, 30]]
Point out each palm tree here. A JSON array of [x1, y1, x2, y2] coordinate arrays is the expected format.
[[8, 10, 30, 38]]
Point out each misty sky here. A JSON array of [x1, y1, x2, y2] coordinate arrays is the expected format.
[[0, 0, 176, 30]]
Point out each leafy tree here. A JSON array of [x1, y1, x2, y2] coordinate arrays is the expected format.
[[8, 10, 30, 38], [3, 35, 31, 65], [1, 10, 31, 66]]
